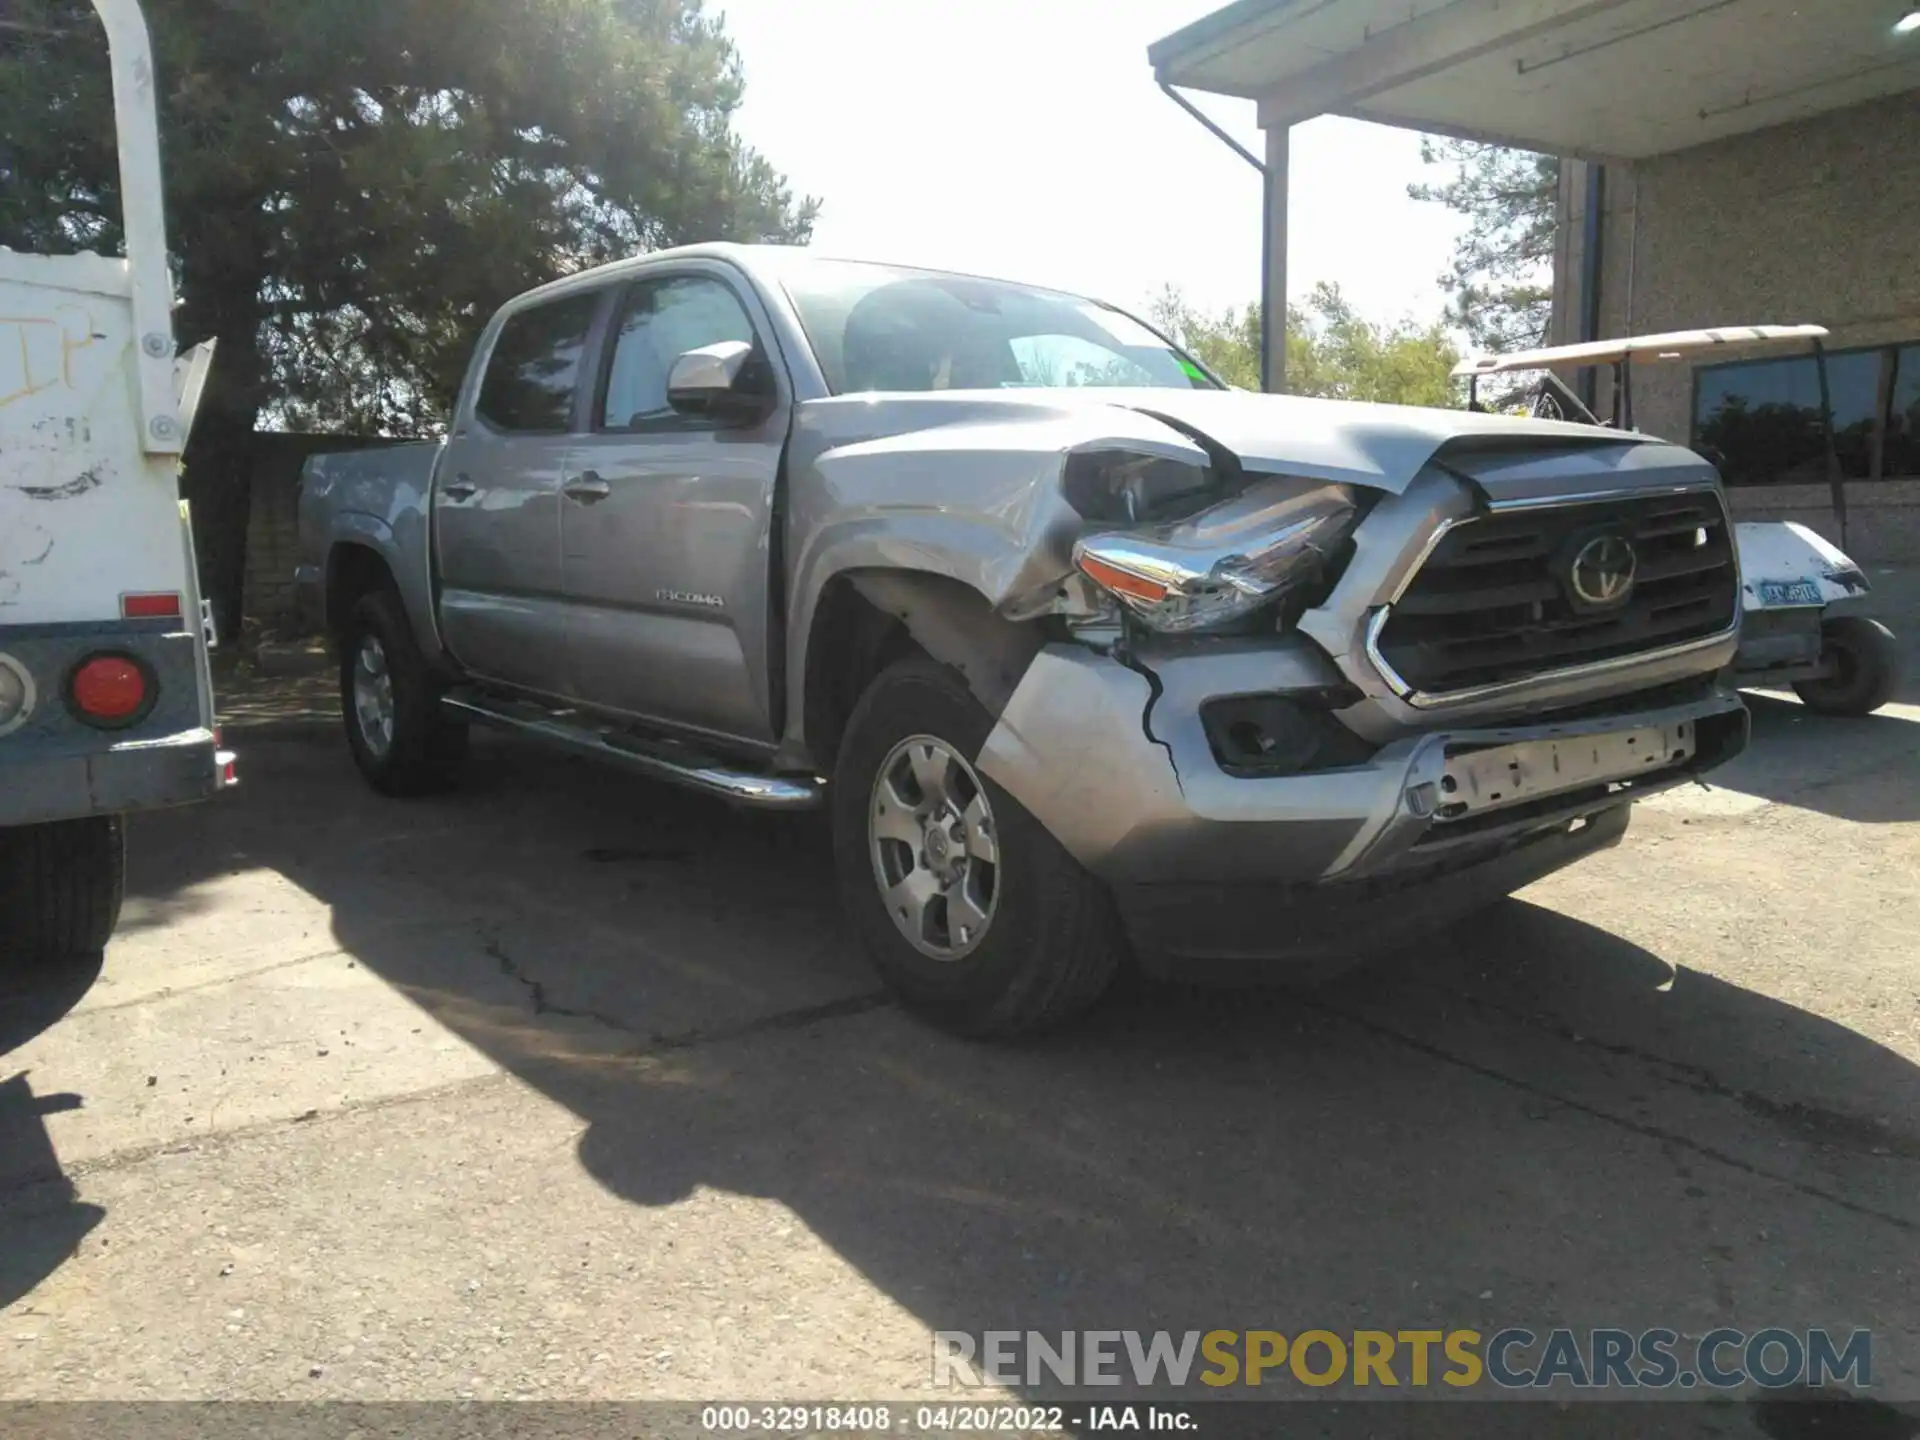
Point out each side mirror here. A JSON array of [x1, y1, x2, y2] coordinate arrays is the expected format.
[[667, 341, 771, 424]]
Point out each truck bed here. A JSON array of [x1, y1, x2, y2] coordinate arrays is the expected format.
[[295, 440, 443, 647]]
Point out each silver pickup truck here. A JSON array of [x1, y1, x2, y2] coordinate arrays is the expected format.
[[297, 245, 1749, 1036]]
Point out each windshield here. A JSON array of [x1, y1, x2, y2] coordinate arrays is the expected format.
[[782, 260, 1219, 396]]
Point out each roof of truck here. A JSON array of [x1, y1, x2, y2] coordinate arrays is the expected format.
[[510, 244, 1166, 315], [1452, 325, 1831, 378]]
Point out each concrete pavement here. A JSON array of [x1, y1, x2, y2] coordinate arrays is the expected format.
[[2, 603, 1918, 1434]]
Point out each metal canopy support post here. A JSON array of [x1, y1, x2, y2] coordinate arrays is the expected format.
[[1155, 82, 1287, 393], [1262, 126, 1290, 395], [1578, 161, 1607, 414]]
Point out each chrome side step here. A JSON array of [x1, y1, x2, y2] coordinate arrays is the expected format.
[[440, 692, 823, 810]]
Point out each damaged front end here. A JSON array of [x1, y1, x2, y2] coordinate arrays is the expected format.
[[798, 387, 1747, 970], [1005, 439, 1374, 647], [962, 426, 1749, 973], [1073, 476, 1362, 636], [1045, 456, 1375, 786]]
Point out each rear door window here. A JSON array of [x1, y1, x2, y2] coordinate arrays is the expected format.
[[475, 294, 600, 433]]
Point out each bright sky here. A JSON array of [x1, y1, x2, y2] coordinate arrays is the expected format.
[[713, 0, 1468, 326]]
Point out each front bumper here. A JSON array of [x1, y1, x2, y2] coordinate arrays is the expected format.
[[1117, 802, 1632, 970], [977, 641, 1747, 960]]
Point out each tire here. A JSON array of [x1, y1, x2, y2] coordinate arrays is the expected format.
[[831, 658, 1122, 1038], [0, 816, 125, 963], [340, 589, 469, 796], [1793, 616, 1901, 718]]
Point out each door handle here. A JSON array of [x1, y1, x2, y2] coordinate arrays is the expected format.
[[442, 474, 477, 502], [563, 471, 612, 504]]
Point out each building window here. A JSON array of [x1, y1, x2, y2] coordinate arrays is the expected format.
[[1693, 348, 1884, 487], [1884, 345, 1920, 482]]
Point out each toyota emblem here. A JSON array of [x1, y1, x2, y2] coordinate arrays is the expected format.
[[1569, 533, 1638, 608]]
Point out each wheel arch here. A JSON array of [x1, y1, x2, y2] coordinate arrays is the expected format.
[[324, 527, 453, 676], [798, 569, 1049, 771], [324, 540, 397, 639]]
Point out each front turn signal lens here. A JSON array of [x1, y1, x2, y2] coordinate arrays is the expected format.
[[1075, 553, 1172, 605]]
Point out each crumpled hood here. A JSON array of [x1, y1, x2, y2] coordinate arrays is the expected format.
[[1092, 387, 1651, 494]]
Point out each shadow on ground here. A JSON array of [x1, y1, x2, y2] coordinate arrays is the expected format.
[[1, 954, 107, 1310], [1703, 695, 1920, 824], [35, 720, 1920, 1433]]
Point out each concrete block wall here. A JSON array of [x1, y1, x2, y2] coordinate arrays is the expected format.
[[241, 434, 398, 634]]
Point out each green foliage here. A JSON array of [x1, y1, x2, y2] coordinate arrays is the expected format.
[[1148, 288, 1264, 392], [1408, 139, 1558, 353], [1150, 283, 1460, 408], [0, 0, 818, 435]]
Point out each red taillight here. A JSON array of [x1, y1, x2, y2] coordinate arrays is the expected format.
[[122, 592, 183, 619], [70, 654, 149, 723]]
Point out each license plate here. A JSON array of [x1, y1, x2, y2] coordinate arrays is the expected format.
[[1755, 578, 1824, 608], [1440, 722, 1697, 818]]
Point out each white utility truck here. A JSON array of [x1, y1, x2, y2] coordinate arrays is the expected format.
[[0, 0, 230, 961]]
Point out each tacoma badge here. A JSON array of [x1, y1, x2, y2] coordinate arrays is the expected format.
[[656, 589, 725, 609]]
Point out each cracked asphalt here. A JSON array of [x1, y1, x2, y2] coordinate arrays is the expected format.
[[3, 603, 1919, 1434]]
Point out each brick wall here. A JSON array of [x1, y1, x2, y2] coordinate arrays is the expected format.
[[241, 433, 399, 634]]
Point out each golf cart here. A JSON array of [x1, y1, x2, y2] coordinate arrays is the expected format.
[[1455, 326, 1902, 717]]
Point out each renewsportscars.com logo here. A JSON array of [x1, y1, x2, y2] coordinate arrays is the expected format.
[[932, 1328, 1873, 1393]]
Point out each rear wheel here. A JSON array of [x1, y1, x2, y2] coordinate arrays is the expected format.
[[340, 589, 468, 795], [0, 816, 125, 963], [832, 659, 1122, 1037], [1794, 616, 1900, 717]]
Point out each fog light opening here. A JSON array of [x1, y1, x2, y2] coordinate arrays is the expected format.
[[1227, 720, 1277, 757]]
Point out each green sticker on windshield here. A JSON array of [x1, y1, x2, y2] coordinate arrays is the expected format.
[[1178, 359, 1207, 383]]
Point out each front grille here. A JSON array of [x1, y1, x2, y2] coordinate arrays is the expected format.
[[1373, 490, 1737, 695]]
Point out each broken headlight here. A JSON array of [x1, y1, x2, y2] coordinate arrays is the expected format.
[[1072, 478, 1359, 635], [1061, 449, 1220, 523]]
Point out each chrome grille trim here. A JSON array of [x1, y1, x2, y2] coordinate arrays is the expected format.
[[1365, 482, 1741, 710]]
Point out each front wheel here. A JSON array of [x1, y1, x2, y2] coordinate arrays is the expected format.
[[340, 590, 469, 795], [1793, 616, 1901, 717], [831, 659, 1122, 1038], [0, 815, 125, 963]]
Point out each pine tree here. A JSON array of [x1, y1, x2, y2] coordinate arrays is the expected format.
[[1, 0, 816, 438], [1408, 139, 1559, 353]]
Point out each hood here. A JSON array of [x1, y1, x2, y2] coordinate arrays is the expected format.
[[1089, 388, 1653, 495]]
